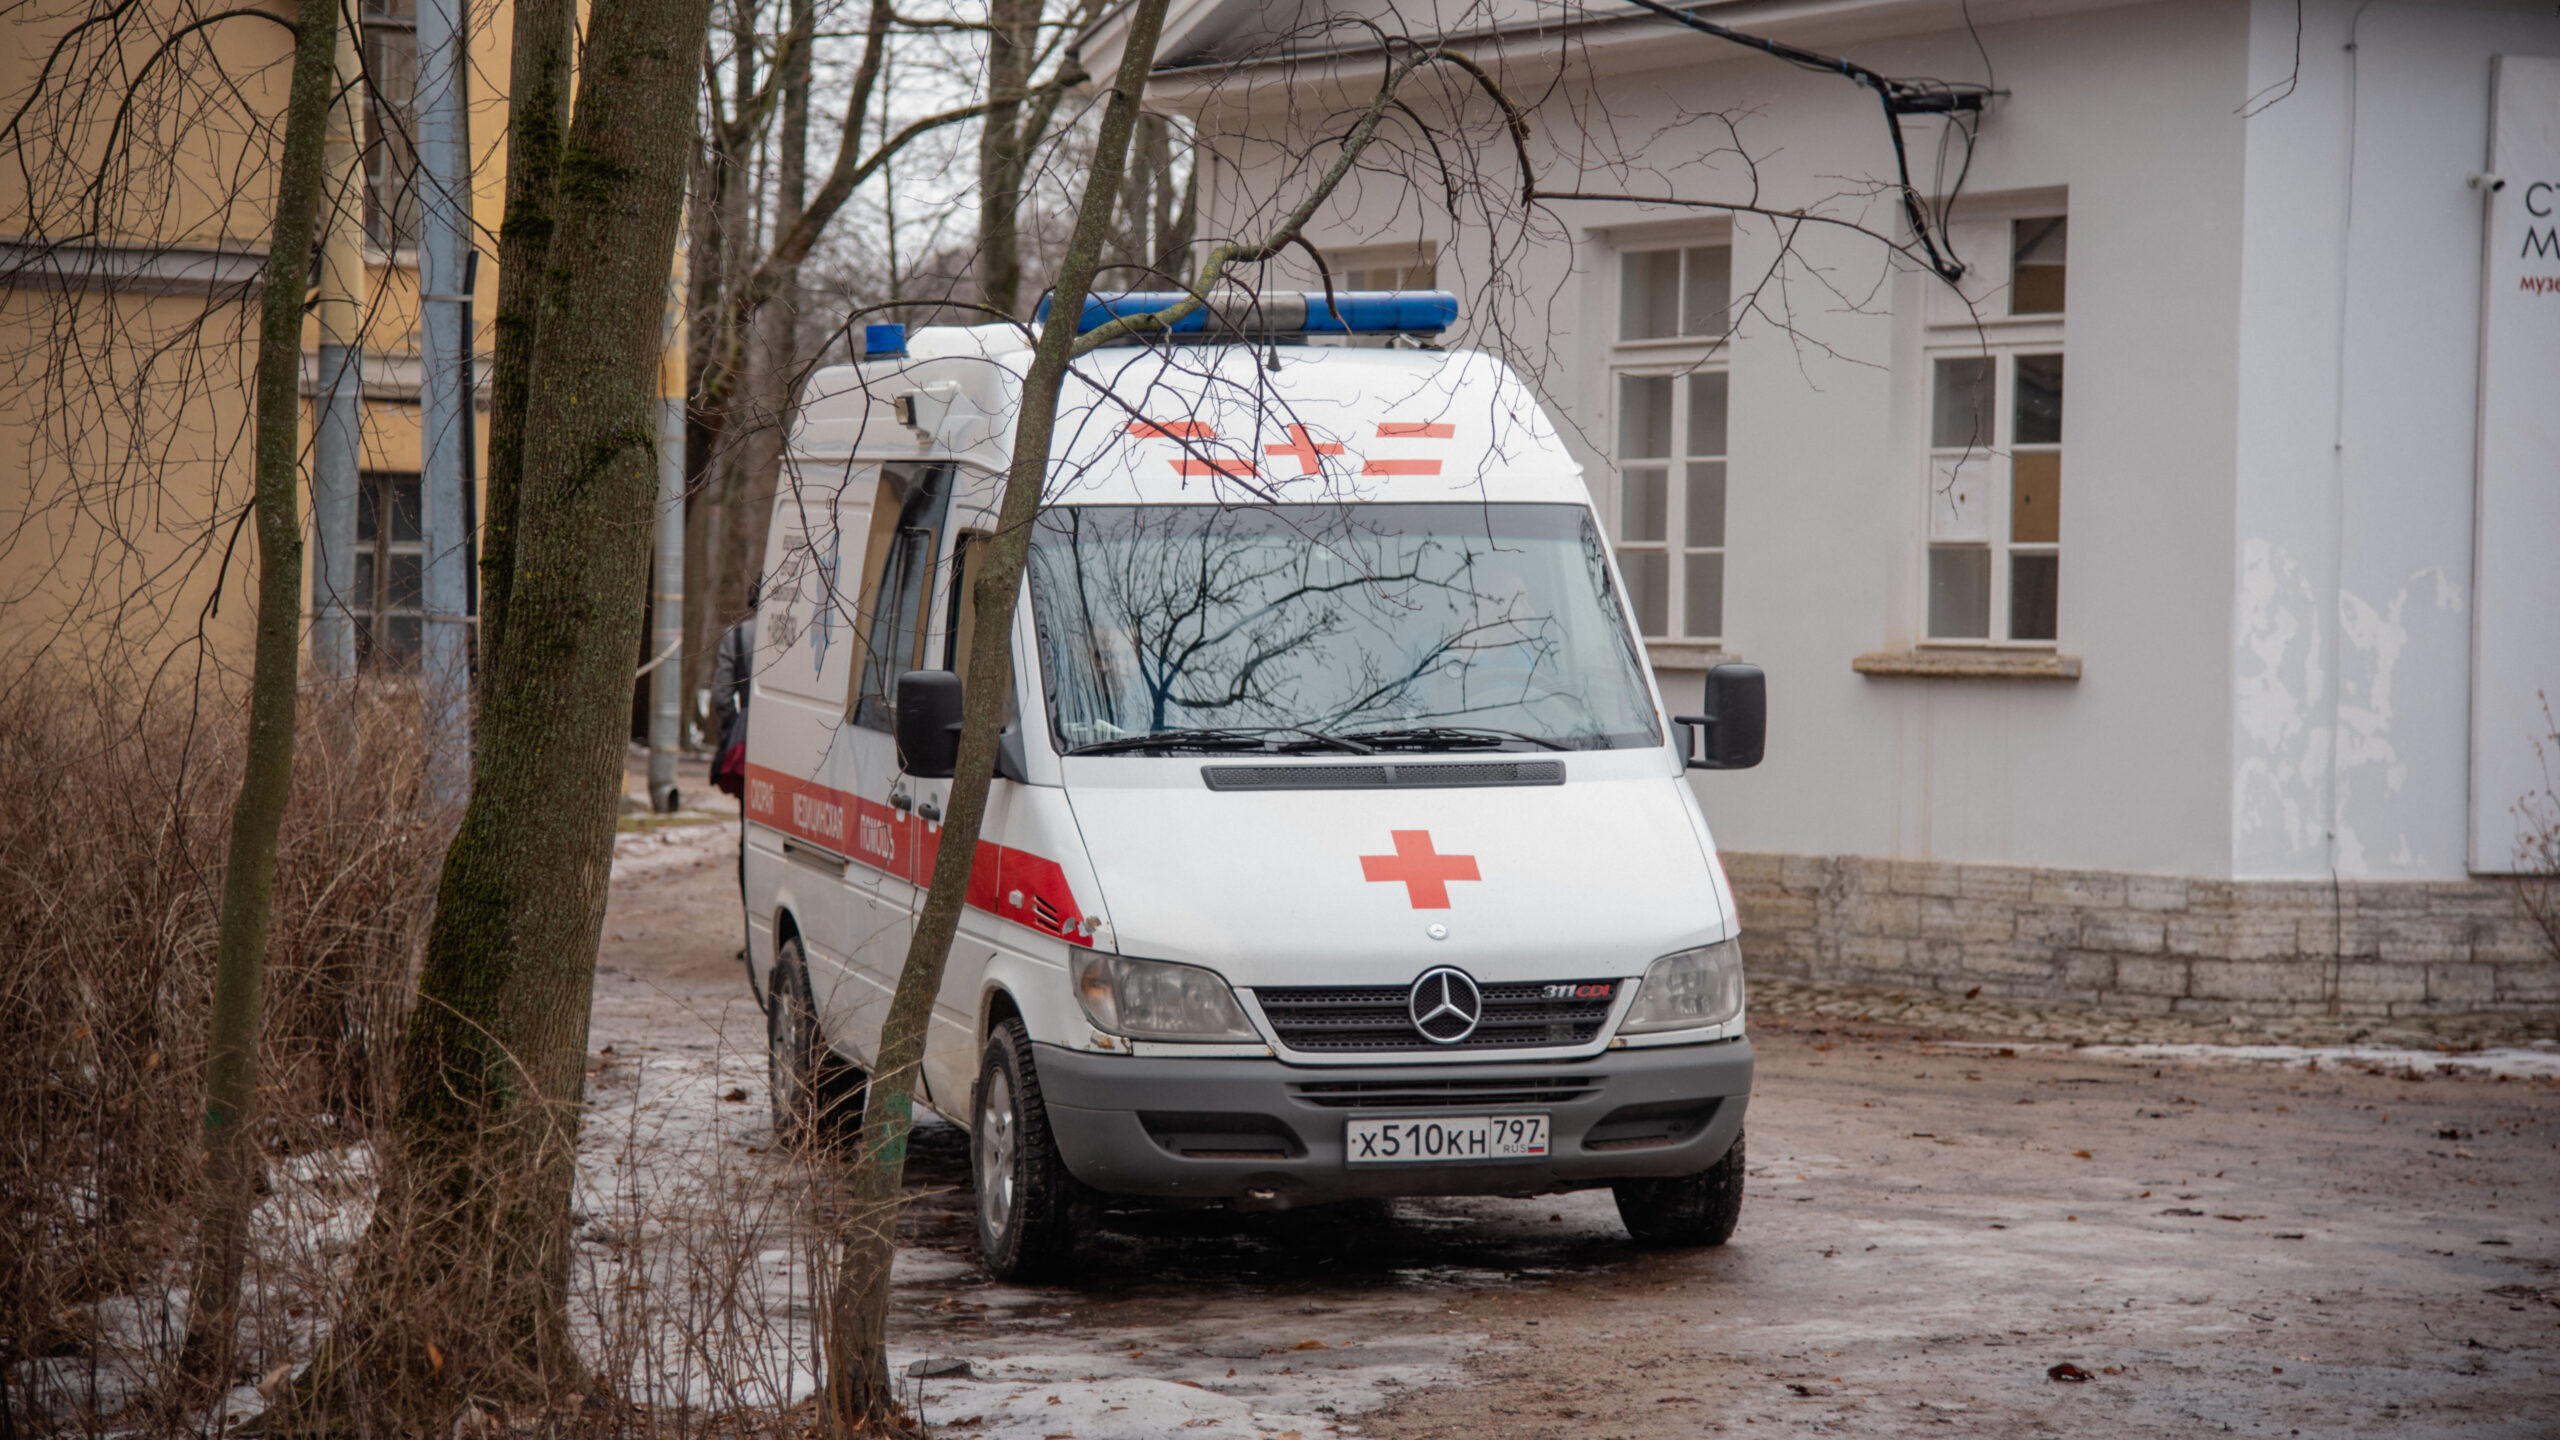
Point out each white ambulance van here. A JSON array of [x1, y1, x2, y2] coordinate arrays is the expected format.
[[742, 292, 1765, 1278]]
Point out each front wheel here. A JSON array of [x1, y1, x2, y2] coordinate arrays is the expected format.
[[1612, 1129, 1745, 1247], [766, 936, 865, 1148], [971, 1019, 1083, 1280]]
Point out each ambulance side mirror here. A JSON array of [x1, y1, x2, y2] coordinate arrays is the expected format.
[[1675, 663, 1765, 771], [895, 670, 964, 778]]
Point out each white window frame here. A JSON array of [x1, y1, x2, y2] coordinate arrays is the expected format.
[[1607, 240, 1732, 645], [1917, 207, 2067, 649]]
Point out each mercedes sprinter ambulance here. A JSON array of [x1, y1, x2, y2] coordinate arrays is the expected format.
[[741, 292, 1764, 1278]]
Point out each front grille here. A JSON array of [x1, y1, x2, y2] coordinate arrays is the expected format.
[[1289, 1076, 1604, 1109], [1200, 760, 1565, 791], [1253, 979, 1619, 1052]]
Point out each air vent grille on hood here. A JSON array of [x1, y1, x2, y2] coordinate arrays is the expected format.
[[1200, 760, 1565, 791]]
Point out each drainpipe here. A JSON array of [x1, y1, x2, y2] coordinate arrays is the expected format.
[[648, 283, 687, 813], [310, 7, 365, 681], [417, 0, 472, 808]]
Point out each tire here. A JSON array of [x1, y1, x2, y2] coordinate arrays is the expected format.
[[1612, 1129, 1746, 1247], [970, 1018, 1083, 1281], [766, 936, 865, 1148]]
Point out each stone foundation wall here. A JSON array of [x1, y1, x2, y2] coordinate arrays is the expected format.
[[1722, 852, 2560, 1020]]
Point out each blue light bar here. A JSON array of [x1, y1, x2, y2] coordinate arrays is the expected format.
[[1299, 290, 1459, 334], [1032, 290, 1457, 337], [863, 322, 907, 357]]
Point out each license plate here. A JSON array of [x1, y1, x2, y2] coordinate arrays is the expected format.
[[1344, 1114, 1550, 1164]]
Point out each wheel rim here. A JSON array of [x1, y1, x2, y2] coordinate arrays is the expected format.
[[769, 973, 807, 1132], [977, 1067, 1018, 1238]]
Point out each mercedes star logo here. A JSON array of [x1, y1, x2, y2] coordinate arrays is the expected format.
[[1408, 966, 1483, 1044]]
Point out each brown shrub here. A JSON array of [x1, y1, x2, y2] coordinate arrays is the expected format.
[[0, 669, 448, 1427]]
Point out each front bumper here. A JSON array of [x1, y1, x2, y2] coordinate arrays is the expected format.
[[1033, 1037, 1751, 1204]]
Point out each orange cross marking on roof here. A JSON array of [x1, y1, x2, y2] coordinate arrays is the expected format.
[[1126, 420, 1214, 439], [1174, 457, 1259, 477], [1265, 424, 1345, 476]]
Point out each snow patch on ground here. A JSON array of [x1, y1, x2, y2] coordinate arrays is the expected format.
[[609, 820, 736, 882], [895, 1331, 1477, 1440], [1945, 1037, 2560, 1079], [571, 975, 1478, 1432]]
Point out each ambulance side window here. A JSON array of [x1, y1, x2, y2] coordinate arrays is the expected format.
[[941, 532, 1014, 711], [849, 463, 955, 732]]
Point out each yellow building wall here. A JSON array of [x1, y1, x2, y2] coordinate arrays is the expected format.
[[1, 0, 524, 688]]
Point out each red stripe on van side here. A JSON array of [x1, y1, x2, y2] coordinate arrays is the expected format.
[[1360, 459, 1443, 475], [743, 763, 1093, 947], [1126, 420, 1213, 439], [1376, 421, 1455, 438]]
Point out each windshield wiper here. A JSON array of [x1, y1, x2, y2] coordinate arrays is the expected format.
[[1344, 725, 1570, 752], [1271, 727, 1377, 755], [1063, 727, 1277, 756], [1067, 725, 1378, 757]]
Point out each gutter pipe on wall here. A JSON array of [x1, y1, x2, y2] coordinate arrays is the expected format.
[[648, 314, 686, 814], [310, 8, 365, 682], [417, 0, 473, 808]]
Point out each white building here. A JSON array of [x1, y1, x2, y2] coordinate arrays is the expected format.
[[1089, 0, 2560, 1021]]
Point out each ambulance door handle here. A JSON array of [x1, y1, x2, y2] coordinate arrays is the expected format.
[[890, 790, 913, 813], [916, 800, 942, 824]]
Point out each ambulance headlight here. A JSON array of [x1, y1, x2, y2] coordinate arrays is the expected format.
[[1073, 954, 1259, 1042], [1618, 937, 1745, 1033]]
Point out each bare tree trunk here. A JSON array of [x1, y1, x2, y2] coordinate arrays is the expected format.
[[479, 0, 578, 660], [710, 0, 811, 689], [174, 0, 341, 1387], [1153, 119, 1195, 278], [974, 0, 1039, 316], [681, 118, 728, 743], [819, 0, 1174, 1428], [347, 0, 712, 1409], [1113, 113, 1156, 271], [682, 21, 765, 738]]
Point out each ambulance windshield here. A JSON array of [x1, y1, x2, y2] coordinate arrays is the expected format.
[[1027, 503, 1661, 753]]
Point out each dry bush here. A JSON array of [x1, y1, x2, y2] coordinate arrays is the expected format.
[[0, 667, 447, 1431], [2521, 695, 2560, 965], [0, 665, 858, 1438]]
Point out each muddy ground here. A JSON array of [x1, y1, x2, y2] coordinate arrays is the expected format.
[[596, 823, 2559, 1439]]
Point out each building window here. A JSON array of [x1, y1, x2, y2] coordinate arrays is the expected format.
[[1329, 240, 1436, 291], [2010, 216, 2067, 315], [355, 470, 422, 666], [1924, 215, 2065, 643], [362, 0, 419, 252], [1611, 243, 1730, 641]]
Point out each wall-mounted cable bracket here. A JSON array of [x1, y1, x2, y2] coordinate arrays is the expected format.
[[1618, 0, 1991, 283]]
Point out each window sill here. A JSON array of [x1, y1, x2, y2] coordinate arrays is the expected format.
[[1644, 640, 1738, 671], [1852, 648, 2081, 680]]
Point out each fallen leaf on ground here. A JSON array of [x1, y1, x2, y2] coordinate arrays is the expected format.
[[2047, 1363, 2091, 1382], [1291, 1339, 1328, 1350], [2072, 1150, 2092, 1159], [721, 1087, 747, 1103]]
